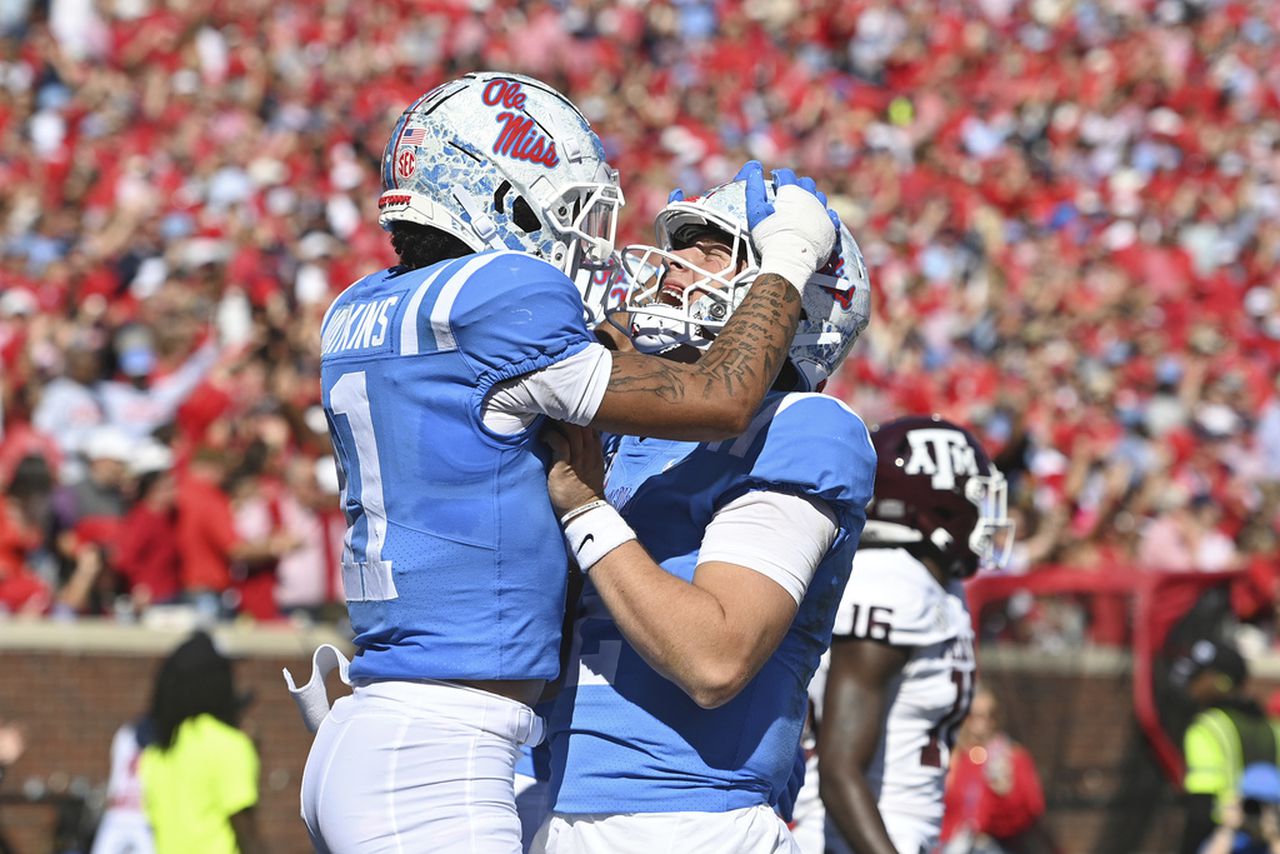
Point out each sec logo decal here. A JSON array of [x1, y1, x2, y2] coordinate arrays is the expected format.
[[397, 148, 416, 179]]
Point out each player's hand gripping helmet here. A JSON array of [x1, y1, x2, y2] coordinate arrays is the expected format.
[[378, 72, 623, 281], [617, 178, 871, 392], [862, 416, 1015, 578]]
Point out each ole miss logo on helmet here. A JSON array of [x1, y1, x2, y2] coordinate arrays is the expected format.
[[483, 79, 560, 168], [818, 253, 855, 308]]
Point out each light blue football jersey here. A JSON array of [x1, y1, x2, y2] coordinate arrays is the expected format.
[[547, 391, 877, 813], [319, 249, 593, 682]]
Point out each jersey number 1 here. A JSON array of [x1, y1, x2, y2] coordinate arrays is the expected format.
[[330, 371, 396, 601]]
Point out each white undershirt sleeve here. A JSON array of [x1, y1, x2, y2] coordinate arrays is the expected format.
[[482, 342, 613, 434], [697, 490, 839, 606]]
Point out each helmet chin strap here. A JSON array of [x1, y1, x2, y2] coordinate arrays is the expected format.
[[553, 238, 577, 276]]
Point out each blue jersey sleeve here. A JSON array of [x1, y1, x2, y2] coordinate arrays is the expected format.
[[448, 252, 595, 388], [719, 393, 876, 529]]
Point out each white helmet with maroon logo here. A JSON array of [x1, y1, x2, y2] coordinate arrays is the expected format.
[[378, 72, 623, 281], [862, 415, 1015, 578]]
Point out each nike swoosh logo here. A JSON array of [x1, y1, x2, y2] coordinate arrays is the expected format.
[[578, 534, 595, 551]]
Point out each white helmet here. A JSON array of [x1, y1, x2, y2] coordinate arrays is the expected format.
[[619, 180, 871, 392], [378, 72, 624, 280]]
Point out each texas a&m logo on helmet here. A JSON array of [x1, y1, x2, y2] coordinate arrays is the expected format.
[[862, 416, 1014, 577]]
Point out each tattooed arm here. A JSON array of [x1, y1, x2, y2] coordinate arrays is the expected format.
[[590, 274, 800, 440], [589, 164, 834, 441]]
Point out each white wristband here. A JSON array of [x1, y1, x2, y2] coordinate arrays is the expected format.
[[562, 502, 636, 572]]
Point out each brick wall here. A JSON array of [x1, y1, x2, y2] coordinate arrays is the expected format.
[[980, 650, 1181, 854], [0, 623, 349, 854], [1, 625, 1271, 854]]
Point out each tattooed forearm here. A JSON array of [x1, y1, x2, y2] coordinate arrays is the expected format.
[[593, 273, 803, 441], [698, 274, 800, 394], [605, 358, 688, 403]]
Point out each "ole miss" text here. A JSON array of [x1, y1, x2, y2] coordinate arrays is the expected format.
[[483, 80, 559, 168]]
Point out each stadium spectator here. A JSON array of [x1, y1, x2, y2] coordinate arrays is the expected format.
[[1200, 763, 1280, 854], [91, 718, 155, 854], [96, 326, 221, 445], [0, 719, 25, 785], [225, 461, 281, 622], [175, 446, 295, 621], [1139, 492, 1242, 573], [51, 427, 132, 610], [1178, 640, 1280, 854], [0, 0, 1275, 626], [0, 455, 54, 615], [138, 631, 264, 854], [56, 427, 131, 528], [114, 443, 182, 610], [31, 330, 107, 480], [940, 687, 1053, 854], [271, 456, 343, 620]]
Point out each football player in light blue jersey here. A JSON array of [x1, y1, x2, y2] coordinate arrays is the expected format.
[[534, 178, 877, 853], [287, 71, 845, 854]]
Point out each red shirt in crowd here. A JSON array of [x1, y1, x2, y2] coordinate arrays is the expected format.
[[115, 503, 182, 605], [0, 500, 49, 613], [941, 735, 1046, 845], [175, 468, 240, 594]]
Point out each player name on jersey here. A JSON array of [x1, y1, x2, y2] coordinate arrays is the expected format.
[[322, 295, 400, 356]]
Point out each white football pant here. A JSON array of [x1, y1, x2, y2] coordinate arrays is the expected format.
[[533, 804, 801, 854], [301, 679, 544, 853], [515, 771, 551, 853]]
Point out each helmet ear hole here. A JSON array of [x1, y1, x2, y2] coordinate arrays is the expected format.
[[493, 180, 512, 214], [511, 196, 542, 234]]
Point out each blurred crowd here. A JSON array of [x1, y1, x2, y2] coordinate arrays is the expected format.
[[0, 0, 1278, 626]]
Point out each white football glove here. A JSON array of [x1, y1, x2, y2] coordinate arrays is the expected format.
[[753, 183, 837, 294]]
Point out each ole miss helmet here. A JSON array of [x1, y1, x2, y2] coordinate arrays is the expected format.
[[862, 415, 1014, 578], [378, 72, 623, 284], [616, 177, 871, 393]]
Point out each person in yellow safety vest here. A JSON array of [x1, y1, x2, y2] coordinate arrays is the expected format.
[[138, 632, 264, 854], [1177, 639, 1280, 854]]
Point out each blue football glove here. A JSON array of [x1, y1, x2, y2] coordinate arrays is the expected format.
[[771, 167, 799, 189], [822, 206, 844, 273], [734, 160, 775, 231], [668, 188, 685, 204]]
